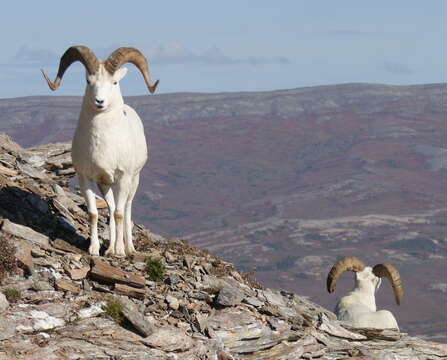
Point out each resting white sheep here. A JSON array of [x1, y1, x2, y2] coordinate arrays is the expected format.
[[42, 46, 159, 257], [326, 257, 403, 330]]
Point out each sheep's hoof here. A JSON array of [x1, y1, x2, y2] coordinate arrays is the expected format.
[[104, 248, 115, 257], [125, 248, 137, 256], [89, 247, 100, 256], [114, 248, 126, 258]]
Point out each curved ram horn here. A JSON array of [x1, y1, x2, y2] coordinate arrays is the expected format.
[[41, 46, 100, 91], [105, 47, 159, 94], [327, 257, 366, 293], [373, 263, 403, 305]]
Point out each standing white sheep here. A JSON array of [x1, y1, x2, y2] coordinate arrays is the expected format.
[[326, 257, 403, 330], [42, 46, 159, 257]]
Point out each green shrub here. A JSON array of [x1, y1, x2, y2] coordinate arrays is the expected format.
[[103, 299, 124, 324], [2, 288, 21, 303], [145, 257, 165, 282], [0, 234, 17, 282]]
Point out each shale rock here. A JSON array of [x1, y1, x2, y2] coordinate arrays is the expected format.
[[0, 293, 9, 313]]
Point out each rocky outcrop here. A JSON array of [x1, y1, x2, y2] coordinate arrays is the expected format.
[[0, 133, 445, 359]]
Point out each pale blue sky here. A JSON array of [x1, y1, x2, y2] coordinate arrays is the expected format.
[[1, 1, 447, 98]]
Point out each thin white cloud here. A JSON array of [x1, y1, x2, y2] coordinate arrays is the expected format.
[[14, 45, 58, 66], [7, 42, 289, 70], [145, 41, 198, 64], [380, 61, 413, 75], [144, 41, 290, 66]]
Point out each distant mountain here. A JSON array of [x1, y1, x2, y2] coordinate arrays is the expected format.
[[3, 83, 447, 340]]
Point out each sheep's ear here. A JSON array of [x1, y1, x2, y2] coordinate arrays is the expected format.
[[113, 67, 128, 82], [375, 278, 382, 292], [356, 270, 366, 281], [86, 73, 95, 85]]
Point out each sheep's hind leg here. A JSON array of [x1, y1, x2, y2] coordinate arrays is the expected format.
[[99, 184, 116, 256], [79, 176, 100, 256], [124, 176, 140, 255], [111, 178, 131, 257]]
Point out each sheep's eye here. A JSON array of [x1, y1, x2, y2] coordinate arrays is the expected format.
[[113, 81, 117, 85]]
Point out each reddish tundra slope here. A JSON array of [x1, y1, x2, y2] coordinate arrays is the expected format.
[[2, 83, 447, 340]]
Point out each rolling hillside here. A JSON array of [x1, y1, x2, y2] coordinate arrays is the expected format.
[[3, 83, 447, 339]]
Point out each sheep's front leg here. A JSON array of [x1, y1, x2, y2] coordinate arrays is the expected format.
[[79, 176, 100, 256], [124, 175, 140, 255], [99, 184, 116, 256], [112, 177, 130, 257]]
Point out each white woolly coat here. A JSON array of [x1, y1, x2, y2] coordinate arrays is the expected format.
[[334, 268, 399, 330], [72, 100, 147, 185]]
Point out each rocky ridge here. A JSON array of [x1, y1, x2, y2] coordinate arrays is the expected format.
[[0, 133, 445, 359]]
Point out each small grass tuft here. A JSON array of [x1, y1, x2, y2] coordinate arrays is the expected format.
[[239, 267, 264, 290], [145, 257, 165, 282], [0, 234, 17, 282], [2, 288, 21, 303], [103, 299, 124, 324]]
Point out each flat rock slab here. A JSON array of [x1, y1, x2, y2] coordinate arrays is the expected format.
[[165, 294, 180, 310], [216, 285, 245, 307], [319, 319, 367, 340], [17, 162, 49, 180], [141, 326, 194, 352], [0, 165, 18, 176], [1, 219, 49, 247], [121, 299, 154, 337], [115, 283, 146, 299], [65, 266, 90, 281], [0, 293, 9, 313], [51, 238, 84, 254], [55, 279, 81, 294], [15, 239, 33, 275], [347, 326, 403, 341], [89, 258, 146, 288], [243, 341, 305, 360]]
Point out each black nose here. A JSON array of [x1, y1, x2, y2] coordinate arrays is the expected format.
[[95, 99, 104, 105]]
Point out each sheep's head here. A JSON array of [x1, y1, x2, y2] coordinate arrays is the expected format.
[[41, 46, 159, 111], [326, 257, 403, 305], [83, 66, 128, 112], [355, 267, 382, 293]]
